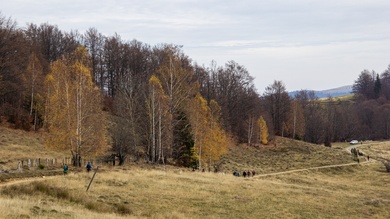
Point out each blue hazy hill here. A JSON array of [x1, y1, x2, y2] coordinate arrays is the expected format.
[[288, 85, 353, 98]]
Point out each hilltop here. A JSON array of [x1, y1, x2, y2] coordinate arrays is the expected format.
[[289, 85, 353, 98]]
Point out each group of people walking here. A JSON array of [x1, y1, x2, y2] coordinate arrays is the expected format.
[[233, 170, 255, 177], [63, 161, 93, 175]]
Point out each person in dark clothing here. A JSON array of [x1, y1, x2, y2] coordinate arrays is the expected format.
[[86, 162, 92, 172], [243, 171, 247, 177], [247, 171, 251, 177], [63, 164, 68, 175], [252, 170, 255, 177]]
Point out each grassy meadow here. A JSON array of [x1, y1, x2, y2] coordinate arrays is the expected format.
[[1, 163, 389, 219], [1, 127, 390, 218]]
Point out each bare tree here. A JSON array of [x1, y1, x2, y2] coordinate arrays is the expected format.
[[263, 80, 291, 136], [353, 70, 375, 100], [0, 14, 30, 127], [83, 27, 106, 91]]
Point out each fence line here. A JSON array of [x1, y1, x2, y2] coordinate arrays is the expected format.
[[16, 157, 104, 170]]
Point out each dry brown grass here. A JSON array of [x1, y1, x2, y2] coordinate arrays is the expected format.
[[0, 127, 64, 170], [1, 127, 390, 218], [1, 163, 389, 219], [357, 141, 390, 160], [218, 137, 354, 174]]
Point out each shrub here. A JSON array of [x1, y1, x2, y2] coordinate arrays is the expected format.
[[38, 164, 45, 169], [116, 204, 133, 215], [383, 161, 390, 172]]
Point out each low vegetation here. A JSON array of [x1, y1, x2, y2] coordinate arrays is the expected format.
[[218, 137, 354, 174], [1, 163, 389, 219], [1, 127, 390, 218], [0, 127, 65, 166]]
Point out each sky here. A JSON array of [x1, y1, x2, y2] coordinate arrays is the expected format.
[[2, 0, 390, 92]]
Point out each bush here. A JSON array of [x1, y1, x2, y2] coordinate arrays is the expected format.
[[116, 204, 133, 215], [383, 161, 390, 172], [38, 164, 45, 169]]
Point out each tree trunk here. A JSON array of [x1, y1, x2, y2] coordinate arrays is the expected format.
[[118, 154, 126, 166]]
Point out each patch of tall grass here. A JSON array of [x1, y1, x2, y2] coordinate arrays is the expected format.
[[1, 178, 133, 217]]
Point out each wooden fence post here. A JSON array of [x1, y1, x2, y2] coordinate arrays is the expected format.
[[86, 166, 99, 192]]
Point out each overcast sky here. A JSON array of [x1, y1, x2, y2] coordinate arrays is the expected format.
[[2, 0, 390, 92]]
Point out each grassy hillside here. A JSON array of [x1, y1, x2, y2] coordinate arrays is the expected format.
[[0, 127, 66, 181], [218, 137, 354, 174], [1, 127, 390, 218]]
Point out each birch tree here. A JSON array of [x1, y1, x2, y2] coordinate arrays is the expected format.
[[287, 100, 305, 139], [187, 94, 229, 170], [25, 52, 44, 130], [146, 75, 171, 163], [45, 47, 106, 166], [154, 47, 198, 158]]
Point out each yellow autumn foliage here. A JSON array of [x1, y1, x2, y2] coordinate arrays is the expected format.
[[187, 94, 229, 170], [45, 47, 106, 162], [258, 116, 269, 145]]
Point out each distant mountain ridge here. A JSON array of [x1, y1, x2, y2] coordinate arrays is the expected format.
[[288, 85, 353, 98]]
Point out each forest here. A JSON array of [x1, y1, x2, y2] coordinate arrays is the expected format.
[[1, 13, 390, 169]]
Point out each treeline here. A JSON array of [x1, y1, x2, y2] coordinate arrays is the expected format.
[[1, 13, 390, 168], [0, 14, 258, 169]]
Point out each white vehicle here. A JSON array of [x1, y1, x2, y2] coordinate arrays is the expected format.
[[350, 140, 359, 145]]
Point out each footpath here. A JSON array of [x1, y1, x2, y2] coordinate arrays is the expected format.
[[251, 143, 377, 179], [0, 143, 381, 186]]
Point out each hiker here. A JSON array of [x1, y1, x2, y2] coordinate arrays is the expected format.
[[63, 164, 68, 175], [243, 171, 247, 178], [86, 162, 92, 172], [367, 155, 370, 161], [252, 170, 255, 177], [247, 171, 251, 177]]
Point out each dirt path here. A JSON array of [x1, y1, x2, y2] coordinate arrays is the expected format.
[[3, 162, 374, 186], [0, 175, 59, 188], [345, 141, 386, 153], [251, 142, 383, 179], [0, 143, 383, 186], [345, 143, 365, 153], [252, 160, 376, 178]]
